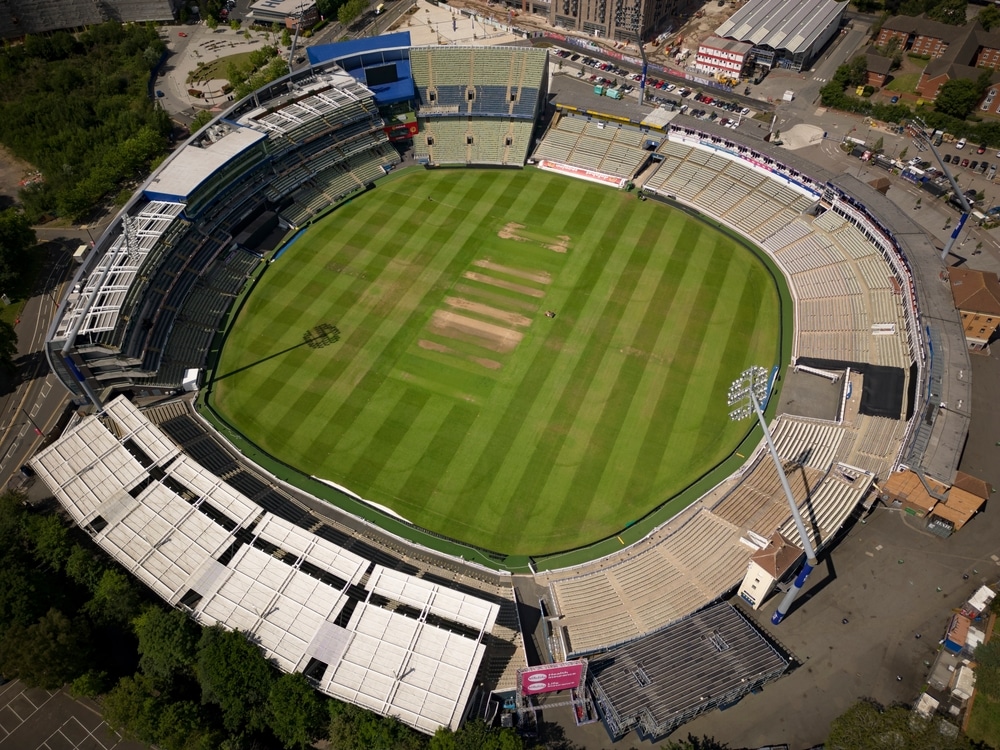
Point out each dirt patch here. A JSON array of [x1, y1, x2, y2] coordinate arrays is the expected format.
[[418, 339, 455, 354], [0, 145, 37, 207], [497, 222, 570, 253], [472, 258, 552, 285], [444, 296, 532, 327], [429, 310, 523, 353], [452, 283, 539, 312], [471, 357, 502, 370], [462, 271, 546, 298]]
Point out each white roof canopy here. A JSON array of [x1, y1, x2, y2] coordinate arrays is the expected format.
[[29, 396, 496, 735]]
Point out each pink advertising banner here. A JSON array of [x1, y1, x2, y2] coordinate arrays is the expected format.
[[519, 662, 584, 695]]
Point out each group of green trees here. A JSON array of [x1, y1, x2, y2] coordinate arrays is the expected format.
[[0, 489, 537, 749], [819, 55, 1000, 148], [855, 0, 971, 22], [0, 23, 171, 223], [0, 208, 36, 368]]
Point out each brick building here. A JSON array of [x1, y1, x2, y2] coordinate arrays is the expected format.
[[875, 15, 1000, 112]]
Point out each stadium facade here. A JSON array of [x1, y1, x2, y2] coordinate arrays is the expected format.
[[0, 0, 176, 39], [37, 35, 973, 742]]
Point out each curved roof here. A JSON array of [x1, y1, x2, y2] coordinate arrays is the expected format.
[[715, 0, 847, 54]]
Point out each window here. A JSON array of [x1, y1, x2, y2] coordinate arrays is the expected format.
[[505, 136, 512, 146], [467, 89, 475, 101], [427, 136, 434, 145], [429, 91, 436, 102], [510, 91, 518, 101], [467, 135, 474, 144]]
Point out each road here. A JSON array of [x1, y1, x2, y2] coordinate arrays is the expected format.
[[0, 241, 75, 493]]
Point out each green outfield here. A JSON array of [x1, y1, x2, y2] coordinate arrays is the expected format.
[[211, 168, 782, 555]]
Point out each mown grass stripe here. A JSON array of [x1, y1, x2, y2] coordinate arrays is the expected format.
[[463, 198, 649, 542], [618, 231, 733, 507]]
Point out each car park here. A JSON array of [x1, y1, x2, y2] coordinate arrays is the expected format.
[[665, 84, 676, 92], [979, 161, 989, 174], [679, 88, 691, 97], [990, 164, 997, 180], [741, 107, 750, 115]]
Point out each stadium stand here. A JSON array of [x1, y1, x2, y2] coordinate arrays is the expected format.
[[39, 36, 967, 741], [588, 602, 787, 741], [410, 47, 546, 167], [0, 0, 174, 38], [531, 113, 661, 181], [48, 65, 400, 396], [30, 396, 525, 734]]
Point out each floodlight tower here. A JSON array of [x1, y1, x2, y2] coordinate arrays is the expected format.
[[911, 117, 971, 262], [727, 366, 818, 625]]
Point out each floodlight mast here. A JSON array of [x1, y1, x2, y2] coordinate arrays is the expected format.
[[728, 367, 818, 625]]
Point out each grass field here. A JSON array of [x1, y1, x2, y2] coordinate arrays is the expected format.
[[211, 168, 782, 555]]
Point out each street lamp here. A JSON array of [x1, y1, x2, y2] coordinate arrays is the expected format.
[[728, 366, 819, 625]]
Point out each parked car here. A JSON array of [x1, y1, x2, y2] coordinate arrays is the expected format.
[[943, 154, 952, 163], [989, 164, 997, 180], [979, 161, 989, 174], [970, 160, 979, 170], [961, 158, 970, 167], [890, 95, 899, 103], [978, 144, 987, 154], [956, 137, 967, 149]]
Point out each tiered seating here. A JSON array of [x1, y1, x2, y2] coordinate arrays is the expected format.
[[834, 224, 879, 259], [105, 0, 174, 22], [0, 0, 103, 36], [848, 415, 906, 474], [550, 510, 750, 654], [780, 466, 875, 551], [411, 47, 546, 119], [770, 417, 848, 470], [711, 455, 825, 537]]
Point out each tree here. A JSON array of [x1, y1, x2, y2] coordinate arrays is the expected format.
[[0, 207, 36, 290], [104, 674, 163, 743], [196, 625, 275, 734], [338, 0, 368, 27], [190, 110, 214, 133], [981, 4, 1000, 30], [935, 75, 989, 120], [662, 736, 730, 750], [23, 513, 71, 572], [267, 672, 328, 748], [431, 720, 524, 750], [282, 27, 292, 48], [133, 605, 199, 687], [329, 701, 427, 750], [927, 0, 968, 24], [0, 320, 16, 370], [827, 699, 974, 749], [846, 55, 869, 88], [83, 568, 143, 625], [0, 608, 92, 688], [206, 16, 219, 31]]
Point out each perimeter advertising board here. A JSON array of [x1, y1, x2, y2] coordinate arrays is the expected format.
[[519, 662, 585, 695]]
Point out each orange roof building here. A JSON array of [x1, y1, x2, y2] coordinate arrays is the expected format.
[[880, 469, 947, 517], [949, 267, 1000, 351], [737, 532, 803, 611]]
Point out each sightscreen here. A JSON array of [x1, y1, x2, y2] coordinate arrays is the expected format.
[[366, 63, 399, 86]]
